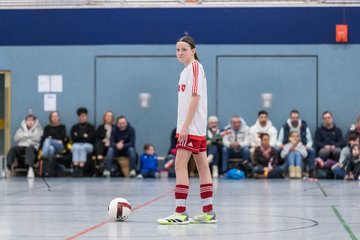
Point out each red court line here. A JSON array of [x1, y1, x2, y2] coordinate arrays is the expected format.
[[65, 221, 109, 240], [65, 190, 172, 240], [132, 191, 172, 211]]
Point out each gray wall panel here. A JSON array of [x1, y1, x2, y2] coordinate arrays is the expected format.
[[95, 56, 181, 154]]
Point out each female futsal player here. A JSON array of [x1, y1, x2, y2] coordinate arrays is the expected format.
[[157, 36, 217, 225]]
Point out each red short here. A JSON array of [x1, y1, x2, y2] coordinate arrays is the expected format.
[[176, 137, 207, 154]]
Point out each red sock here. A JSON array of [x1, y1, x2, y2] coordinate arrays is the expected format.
[[175, 184, 189, 213], [200, 183, 213, 213]]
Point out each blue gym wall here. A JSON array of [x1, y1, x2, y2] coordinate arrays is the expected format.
[[0, 7, 359, 155]]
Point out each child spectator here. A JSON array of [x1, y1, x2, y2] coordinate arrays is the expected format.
[[137, 144, 159, 179], [281, 131, 308, 179], [332, 133, 359, 179], [253, 133, 284, 178], [345, 144, 360, 180]]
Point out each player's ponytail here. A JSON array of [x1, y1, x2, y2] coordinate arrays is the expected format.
[[179, 35, 199, 61]]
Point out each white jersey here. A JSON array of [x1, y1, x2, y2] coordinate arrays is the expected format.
[[176, 60, 207, 140]]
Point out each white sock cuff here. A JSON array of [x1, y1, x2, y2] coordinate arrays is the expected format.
[[201, 197, 213, 206], [176, 199, 186, 207]]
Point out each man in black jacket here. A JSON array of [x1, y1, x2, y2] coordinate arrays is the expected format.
[[314, 111, 345, 162], [103, 116, 137, 177]]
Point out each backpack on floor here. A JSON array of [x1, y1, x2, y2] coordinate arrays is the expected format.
[[39, 158, 57, 177]]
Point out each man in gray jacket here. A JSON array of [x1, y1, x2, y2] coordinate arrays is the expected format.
[[7, 114, 43, 178], [222, 115, 251, 174]]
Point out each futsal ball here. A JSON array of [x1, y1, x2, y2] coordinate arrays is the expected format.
[[108, 198, 132, 221]]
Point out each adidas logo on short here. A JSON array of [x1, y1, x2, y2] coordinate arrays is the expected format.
[[187, 142, 193, 147]]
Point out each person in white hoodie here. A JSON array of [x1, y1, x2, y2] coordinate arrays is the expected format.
[[281, 131, 308, 179], [249, 110, 278, 162], [7, 114, 43, 178], [222, 115, 250, 174]]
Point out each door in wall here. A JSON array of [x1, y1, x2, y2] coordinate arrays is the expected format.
[[0, 71, 11, 155]]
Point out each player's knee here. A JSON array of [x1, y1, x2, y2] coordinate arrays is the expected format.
[[175, 160, 187, 172]]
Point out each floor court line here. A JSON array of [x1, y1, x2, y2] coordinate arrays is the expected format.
[[332, 206, 358, 240], [65, 190, 173, 240], [316, 181, 328, 197]]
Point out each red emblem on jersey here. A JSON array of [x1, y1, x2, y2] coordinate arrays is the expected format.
[[181, 84, 186, 92], [178, 84, 186, 92]]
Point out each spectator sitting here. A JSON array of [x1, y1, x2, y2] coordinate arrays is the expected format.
[[70, 107, 95, 177], [345, 115, 360, 140], [41, 111, 67, 161], [344, 144, 360, 180], [164, 128, 177, 178], [277, 110, 316, 178], [253, 133, 284, 178], [332, 133, 359, 179], [206, 115, 222, 178], [314, 111, 345, 163], [249, 110, 278, 162], [7, 114, 43, 178], [137, 144, 159, 179], [103, 116, 137, 178], [94, 111, 114, 168], [281, 131, 308, 179], [222, 115, 251, 175]]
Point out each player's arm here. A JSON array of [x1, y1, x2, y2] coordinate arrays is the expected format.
[[178, 93, 200, 142]]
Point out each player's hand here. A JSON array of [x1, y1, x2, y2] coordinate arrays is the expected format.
[[178, 127, 189, 146]]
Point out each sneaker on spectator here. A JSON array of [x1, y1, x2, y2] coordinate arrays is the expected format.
[[207, 154, 214, 164], [129, 170, 137, 178], [212, 165, 219, 178], [102, 170, 111, 178], [154, 172, 160, 178], [137, 174, 143, 179], [27, 167, 35, 179], [288, 166, 295, 179], [5, 168, 11, 178], [295, 166, 302, 179]]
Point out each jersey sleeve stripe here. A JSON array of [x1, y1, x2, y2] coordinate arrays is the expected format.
[[192, 61, 199, 94]]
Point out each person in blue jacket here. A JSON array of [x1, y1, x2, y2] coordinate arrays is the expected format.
[[137, 144, 159, 179]]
